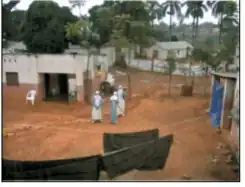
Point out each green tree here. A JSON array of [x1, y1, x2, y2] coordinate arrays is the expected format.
[[146, 1, 162, 28], [5, 10, 26, 41], [109, 13, 151, 100], [89, 6, 115, 47], [2, 0, 21, 40], [182, 1, 208, 44], [208, 0, 238, 44], [207, 1, 227, 43], [65, 19, 84, 44], [65, 19, 99, 69], [160, 1, 182, 41], [21, 1, 77, 53], [65, 19, 100, 103]]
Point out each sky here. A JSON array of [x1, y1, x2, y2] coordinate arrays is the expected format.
[[5, 0, 239, 25]]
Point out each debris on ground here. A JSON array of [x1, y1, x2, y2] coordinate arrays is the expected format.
[[216, 143, 224, 150], [205, 108, 209, 113], [212, 156, 220, 164], [225, 155, 233, 164], [181, 175, 191, 180], [221, 149, 231, 156]]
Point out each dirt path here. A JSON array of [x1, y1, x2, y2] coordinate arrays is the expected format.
[[3, 73, 237, 180]]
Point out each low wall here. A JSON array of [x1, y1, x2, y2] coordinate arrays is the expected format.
[[127, 59, 205, 76]]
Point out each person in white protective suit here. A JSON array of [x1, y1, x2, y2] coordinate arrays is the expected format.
[[91, 90, 103, 123], [26, 89, 37, 105], [117, 85, 126, 117]]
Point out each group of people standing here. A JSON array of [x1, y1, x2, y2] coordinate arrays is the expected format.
[[92, 85, 126, 124]]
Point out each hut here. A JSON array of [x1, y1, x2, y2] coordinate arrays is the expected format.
[[209, 71, 239, 149]]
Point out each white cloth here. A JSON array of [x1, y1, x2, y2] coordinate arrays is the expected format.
[[117, 88, 125, 116], [92, 94, 102, 121], [94, 95, 102, 107], [110, 95, 118, 101]]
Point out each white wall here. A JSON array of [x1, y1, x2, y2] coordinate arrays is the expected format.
[[100, 47, 115, 67], [2, 54, 97, 85], [146, 45, 188, 60], [36, 54, 78, 74], [234, 43, 239, 68], [176, 49, 187, 59], [2, 54, 38, 84], [127, 59, 204, 76], [146, 45, 167, 60], [233, 73, 239, 111]]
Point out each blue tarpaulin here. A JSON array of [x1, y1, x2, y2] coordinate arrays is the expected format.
[[209, 79, 224, 128]]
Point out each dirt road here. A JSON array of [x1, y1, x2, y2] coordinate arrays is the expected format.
[[3, 72, 238, 180]]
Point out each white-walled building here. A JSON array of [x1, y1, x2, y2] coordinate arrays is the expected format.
[[2, 53, 108, 103], [144, 41, 193, 60]]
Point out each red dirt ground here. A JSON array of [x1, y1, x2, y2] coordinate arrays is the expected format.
[[3, 71, 238, 181]]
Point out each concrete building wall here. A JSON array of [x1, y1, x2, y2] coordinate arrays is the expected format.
[[176, 49, 188, 59], [100, 47, 116, 67], [234, 42, 239, 68], [230, 73, 239, 147], [2, 54, 103, 103], [145, 45, 188, 60], [145, 45, 167, 60], [2, 54, 40, 100], [36, 54, 79, 74], [3, 54, 38, 84]]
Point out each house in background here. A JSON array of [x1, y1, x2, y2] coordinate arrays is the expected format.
[[3, 41, 27, 54], [144, 41, 193, 61]]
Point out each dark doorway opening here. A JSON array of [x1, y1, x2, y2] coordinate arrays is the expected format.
[[43, 73, 69, 102]]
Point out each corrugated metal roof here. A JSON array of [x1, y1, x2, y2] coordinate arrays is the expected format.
[[211, 71, 237, 79], [156, 41, 193, 50]]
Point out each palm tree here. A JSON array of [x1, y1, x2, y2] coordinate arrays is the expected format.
[[69, 0, 86, 18], [65, 19, 100, 103], [146, 1, 162, 28], [160, 1, 182, 41], [182, 2, 196, 44], [65, 21, 83, 40], [182, 1, 208, 44], [207, 1, 227, 44], [223, 1, 239, 30]]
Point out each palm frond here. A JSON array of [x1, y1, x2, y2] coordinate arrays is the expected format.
[[201, 4, 209, 12], [161, 5, 169, 16]]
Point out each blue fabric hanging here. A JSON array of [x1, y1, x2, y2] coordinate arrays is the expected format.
[[209, 79, 224, 128]]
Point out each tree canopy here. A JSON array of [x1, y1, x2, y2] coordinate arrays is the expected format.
[[2, 0, 239, 62], [20, 1, 78, 53]]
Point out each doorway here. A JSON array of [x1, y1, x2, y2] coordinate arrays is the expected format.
[[43, 73, 69, 102]]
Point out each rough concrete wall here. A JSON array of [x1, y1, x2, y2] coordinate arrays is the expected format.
[[2, 54, 90, 82], [100, 47, 115, 67], [230, 73, 239, 146], [3, 54, 38, 84], [2, 53, 100, 103], [36, 54, 78, 74], [221, 79, 236, 129]]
